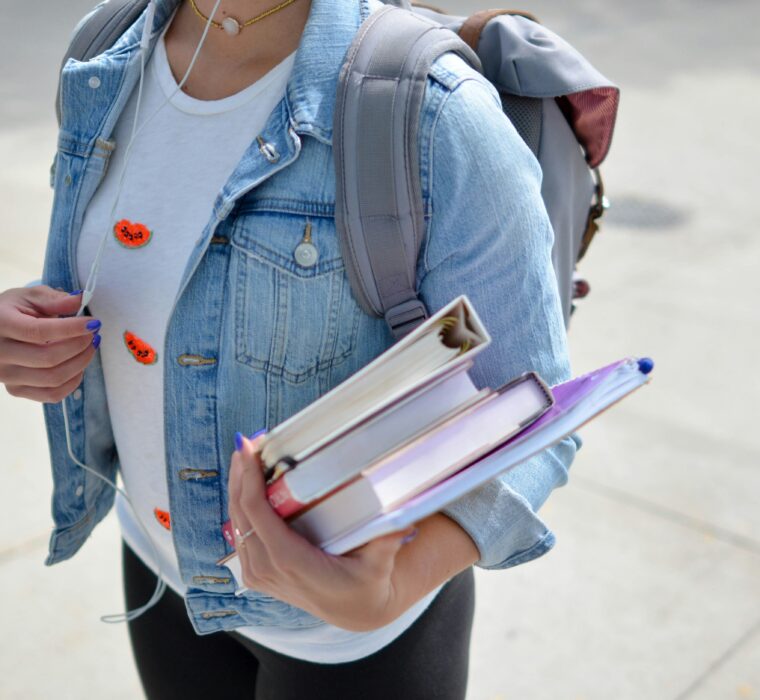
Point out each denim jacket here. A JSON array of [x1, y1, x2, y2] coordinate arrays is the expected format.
[[42, 0, 578, 634]]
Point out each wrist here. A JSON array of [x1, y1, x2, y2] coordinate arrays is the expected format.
[[311, 590, 399, 632], [388, 513, 479, 619]]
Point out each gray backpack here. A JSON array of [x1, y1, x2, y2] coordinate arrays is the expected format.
[[59, 0, 619, 338]]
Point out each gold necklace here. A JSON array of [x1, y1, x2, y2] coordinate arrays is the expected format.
[[188, 0, 301, 36]]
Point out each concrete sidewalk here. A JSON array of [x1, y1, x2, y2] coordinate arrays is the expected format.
[[1, 1, 759, 698]]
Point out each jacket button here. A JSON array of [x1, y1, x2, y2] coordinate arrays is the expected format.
[[72, 388, 82, 400], [294, 242, 318, 267], [256, 136, 280, 163], [75, 485, 84, 497], [88, 76, 101, 89]]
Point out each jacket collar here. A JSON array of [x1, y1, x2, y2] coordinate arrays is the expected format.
[[120, 0, 375, 145], [286, 0, 373, 144]]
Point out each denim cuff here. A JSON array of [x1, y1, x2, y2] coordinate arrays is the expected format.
[[441, 478, 555, 570]]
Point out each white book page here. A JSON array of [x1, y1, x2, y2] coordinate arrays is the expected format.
[[369, 378, 548, 507], [272, 329, 458, 464], [289, 376, 549, 544], [261, 297, 490, 467], [287, 369, 482, 502]]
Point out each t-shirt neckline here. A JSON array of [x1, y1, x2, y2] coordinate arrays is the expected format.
[[152, 29, 297, 116]]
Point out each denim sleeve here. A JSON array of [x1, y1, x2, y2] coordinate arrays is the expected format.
[[417, 72, 580, 570]]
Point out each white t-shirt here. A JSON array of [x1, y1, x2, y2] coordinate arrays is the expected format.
[[76, 30, 439, 663]]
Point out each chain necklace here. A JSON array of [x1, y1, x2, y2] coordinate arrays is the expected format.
[[188, 0, 302, 36]]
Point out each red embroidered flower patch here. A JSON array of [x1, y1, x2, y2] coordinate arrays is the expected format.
[[154, 508, 171, 530], [124, 331, 158, 365], [114, 219, 152, 248]]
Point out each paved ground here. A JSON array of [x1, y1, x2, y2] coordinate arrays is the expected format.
[[1, 1, 758, 698]]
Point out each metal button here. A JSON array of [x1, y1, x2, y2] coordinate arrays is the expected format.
[[294, 220, 317, 268], [88, 76, 101, 89], [179, 468, 218, 480], [75, 485, 84, 497], [72, 388, 82, 400], [256, 136, 279, 163], [294, 242, 318, 267], [200, 610, 239, 620], [192, 574, 231, 585], [177, 354, 217, 367]]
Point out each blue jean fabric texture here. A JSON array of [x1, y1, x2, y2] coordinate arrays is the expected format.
[[41, 0, 579, 635]]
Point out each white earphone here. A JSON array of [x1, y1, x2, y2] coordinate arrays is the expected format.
[[63, 0, 225, 623]]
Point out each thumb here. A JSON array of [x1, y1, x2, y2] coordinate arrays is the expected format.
[[26, 286, 85, 318]]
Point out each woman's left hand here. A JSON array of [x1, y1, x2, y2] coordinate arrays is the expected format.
[[228, 433, 416, 632]]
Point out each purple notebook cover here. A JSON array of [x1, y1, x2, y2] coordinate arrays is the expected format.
[[522, 359, 629, 434], [378, 359, 633, 517]]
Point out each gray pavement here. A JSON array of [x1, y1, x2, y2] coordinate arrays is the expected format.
[[1, 1, 759, 698]]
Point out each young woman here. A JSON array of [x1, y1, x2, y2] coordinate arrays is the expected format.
[[0, 0, 577, 696]]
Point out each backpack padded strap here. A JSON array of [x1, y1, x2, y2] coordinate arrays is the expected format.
[[334, 5, 481, 339]]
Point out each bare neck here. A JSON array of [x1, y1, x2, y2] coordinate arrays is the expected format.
[[164, 0, 311, 100]]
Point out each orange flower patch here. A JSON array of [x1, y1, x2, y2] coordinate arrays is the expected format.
[[154, 508, 171, 530], [113, 219, 152, 248], [124, 331, 158, 365]]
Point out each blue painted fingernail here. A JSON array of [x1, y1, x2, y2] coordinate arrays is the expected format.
[[234, 432, 244, 452], [92, 333, 101, 349], [249, 429, 267, 440], [86, 319, 101, 331], [68, 289, 84, 296]]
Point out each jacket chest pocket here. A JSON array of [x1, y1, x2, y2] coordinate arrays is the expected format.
[[230, 211, 361, 384]]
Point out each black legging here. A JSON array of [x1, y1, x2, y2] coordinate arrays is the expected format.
[[123, 541, 475, 700]]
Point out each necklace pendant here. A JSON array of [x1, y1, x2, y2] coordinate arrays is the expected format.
[[222, 16, 241, 36]]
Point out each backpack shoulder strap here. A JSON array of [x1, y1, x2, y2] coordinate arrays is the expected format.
[[333, 4, 481, 339], [56, 0, 149, 125]]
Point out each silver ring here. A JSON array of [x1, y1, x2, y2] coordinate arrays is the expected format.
[[235, 526, 256, 547]]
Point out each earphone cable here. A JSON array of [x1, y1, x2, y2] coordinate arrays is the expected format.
[[78, 0, 223, 318], [62, 396, 168, 623], [61, 0, 225, 623]]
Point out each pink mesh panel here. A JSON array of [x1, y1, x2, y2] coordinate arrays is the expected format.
[[556, 87, 619, 168]]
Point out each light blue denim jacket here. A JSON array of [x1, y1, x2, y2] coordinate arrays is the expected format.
[[42, 0, 579, 634]]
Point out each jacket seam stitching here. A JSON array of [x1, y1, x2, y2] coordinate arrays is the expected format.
[[421, 81, 457, 277], [422, 75, 495, 279]]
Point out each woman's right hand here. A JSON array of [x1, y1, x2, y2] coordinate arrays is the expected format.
[[0, 286, 101, 403]]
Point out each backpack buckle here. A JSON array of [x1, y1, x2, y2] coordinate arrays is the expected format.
[[384, 299, 429, 340], [578, 168, 609, 261]]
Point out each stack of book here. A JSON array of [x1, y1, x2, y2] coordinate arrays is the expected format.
[[219, 296, 652, 585]]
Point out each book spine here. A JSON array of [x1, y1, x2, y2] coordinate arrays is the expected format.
[[266, 476, 304, 518], [222, 520, 235, 547]]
